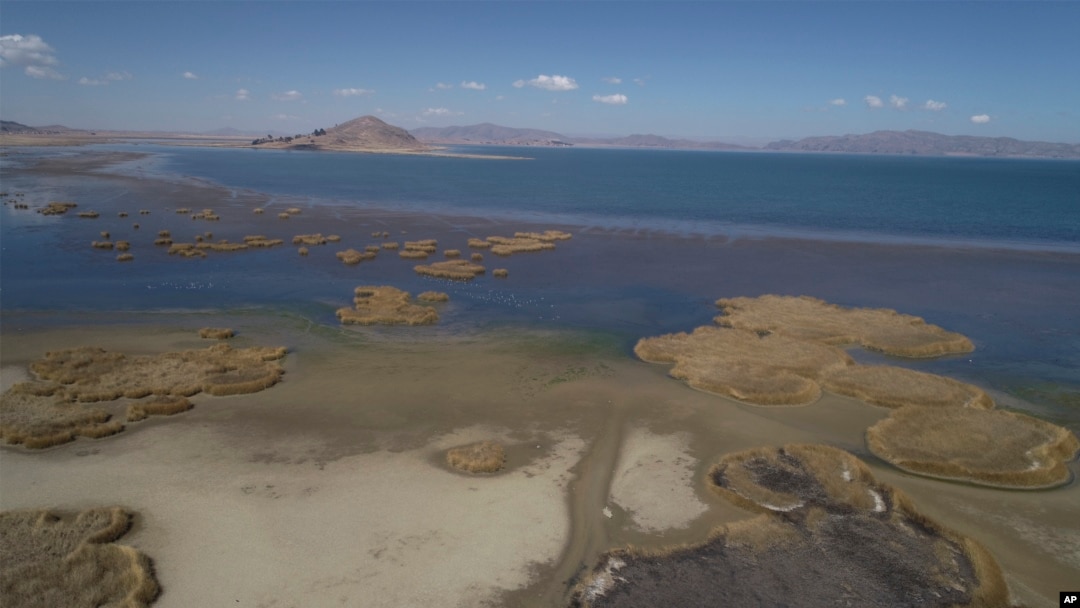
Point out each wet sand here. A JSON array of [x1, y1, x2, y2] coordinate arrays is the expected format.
[[1, 149, 1078, 607]]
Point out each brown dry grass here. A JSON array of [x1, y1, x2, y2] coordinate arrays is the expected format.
[[336, 248, 377, 265], [115, 241, 131, 251], [199, 327, 235, 340], [365, 245, 381, 253], [486, 235, 556, 256], [285, 207, 302, 215], [326, 234, 342, 242], [92, 241, 114, 250], [822, 365, 994, 410], [118, 212, 128, 218], [175, 207, 191, 214], [336, 286, 439, 326], [467, 238, 492, 249], [381, 242, 400, 250], [153, 237, 173, 246], [715, 295, 974, 358], [77, 211, 100, 219], [297, 247, 309, 256], [195, 241, 248, 252], [571, 443, 1012, 608], [253, 207, 264, 214], [278, 212, 290, 219], [116, 253, 134, 262], [493, 268, 509, 278], [414, 259, 486, 281], [167, 243, 195, 254], [416, 291, 450, 302], [634, 326, 853, 405], [126, 395, 193, 422], [470, 252, 483, 262], [443, 249, 461, 258], [138, 210, 150, 215], [404, 239, 438, 253], [100, 231, 110, 239], [157, 230, 171, 238], [867, 405, 1080, 488], [292, 233, 327, 245], [40, 202, 78, 216], [0, 382, 120, 449], [398, 249, 428, 259], [0, 507, 159, 608], [446, 440, 506, 473], [514, 230, 573, 242], [243, 236, 283, 248]]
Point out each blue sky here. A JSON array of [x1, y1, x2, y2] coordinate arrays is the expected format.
[[2, 1, 1078, 142]]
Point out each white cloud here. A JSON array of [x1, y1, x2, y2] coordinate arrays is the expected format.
[[460, 80, 486, 90], [433, 82, 453, 90], [970, 114, 991, 124], [183, 71, 198, 80], [107, 71, 132, 81], [273, 113, 299, 121], [235, 88, 250, 101], [334, 87, 374, 97], [889, 94, 909, 110], [78, 77, 107, 86], [864, 95, 884, 108], [633, 78, 647, 87], [272, 90, 303, 101], [495, 95, 505, 101], [592, 93, 628, 105], [79, 71, 132, 86], [515, 74, 578, 91], [923, 99, 947, 111], [602, 76, 622, 84], [829, 98, 847, 106], [1, 34, 67, 80], [422, 107, 461, 117]]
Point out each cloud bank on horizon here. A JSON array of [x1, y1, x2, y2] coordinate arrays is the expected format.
[[0, 3, 1077, 142]]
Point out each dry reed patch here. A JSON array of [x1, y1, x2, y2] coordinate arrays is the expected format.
[[365, 245, 381, 253], [486, 235, 556, 256], [77, 211, 100, 219], [0, 382, 120, 449], [195, 241, 248, 252], [867, 406, 1080, 488], [292, 233, 328, 246], [253, 207, 264, 214], [336, 248, 377, 265], [199, 327, 235, 340], [446, 440, 506, 474], [571, 444, 1011, 608], [115, 241, 131, 251], [116, 253, 134, 262], [191, 209, 220, 221], [443, 249, 461, 258], [823, 365, 994, 410], [92, 241, 114, 250], [243, 236, 284, 248], [634, 326, 853, 405], [326, 234, 341, 242], [467, 238, 492, 250], [470, 252, 483, 262], [138, 209, 150, 215], [39, 202, 77, 216], [297, 247, 309, 256], [336, 286, 439, 326], [404, 239, 438, 253], [285, 207, 302, 215], [28, 343, 287, 403], [398, 249, 428, 259], [414, 259, 486, 281], [417, 291, 450, 303], [167, 243, 195, 255], [100, 231, 110, 239], [157, 230, 171, 238], [278, 212, 290, 219], [493, 268, 509, 278], [153, 237, 173, 246], [381, 242, 400, 250], [126, 395, 193, 422], [0, 507, 159, 608], [371, 230, 390, 238], [175, 207, 191, 214], [715, 295, 975, 358], [514, 230, 573, 242]]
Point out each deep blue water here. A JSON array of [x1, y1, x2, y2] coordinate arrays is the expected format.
[[149, 145, 1080, 248]]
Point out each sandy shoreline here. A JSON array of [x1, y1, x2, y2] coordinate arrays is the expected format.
[[2, 148, 1078, 607]]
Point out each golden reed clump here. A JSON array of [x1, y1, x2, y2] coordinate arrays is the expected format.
[[40, 202, 78, 216], [486, 235, 556, 256], [0, 507, 160, 608], [493, 268, 509, 278], [115, 241, 131, 251], [199, 327, 235, 340], [570, 443, 1011, 608], [414, 259, 486, 281], [381, 242, 400, 250], [297, 247, 309, 256], [292, 234, 328, 246], [867, 406, 1079, 489], [336, 248, 377, 265], [715, 295, 975, 358], [398, 249, 428, 259], [77, 211, 100, 219], [821, 365, 994, 410], [126, 396, 194, 422], [116, 253, 134, 262], [336, 286, 439, 326], [446, 440, 506, 473], [416, 291, 450, 303], [467, 238, 492, 250], [92, 241, 114, 250]]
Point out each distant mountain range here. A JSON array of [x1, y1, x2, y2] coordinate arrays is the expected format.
[[411, 123, 1080, 158], [766, 130, 1080, 159], [1, 120, 81, 134]]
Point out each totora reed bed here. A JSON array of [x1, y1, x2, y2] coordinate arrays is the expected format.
[[336, 286, 439, 326], [571, 444, 1010, 608], [0, 344, 287, 448], [199, 327, 235, 340], [446, 440, 506, 474], [867, 406, 1080, 489], [413, 259, 486, 281], [821, 365, 995, 410], [715, 295, 974, 358], [0, 507, 159, 608]]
